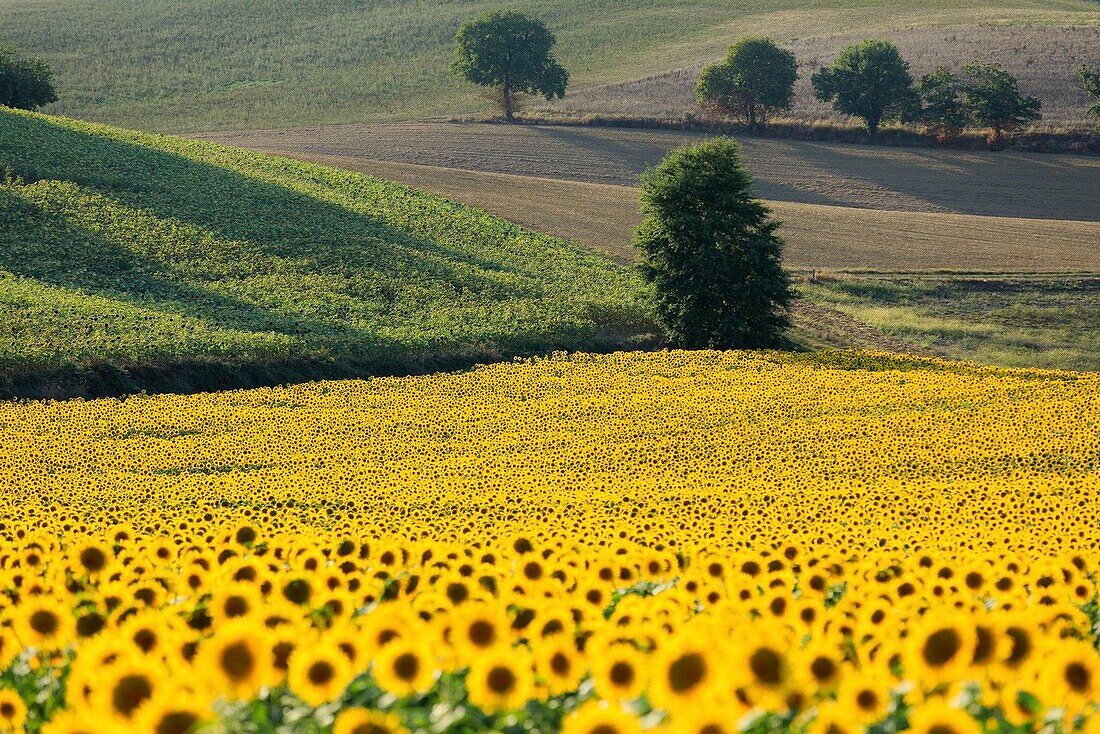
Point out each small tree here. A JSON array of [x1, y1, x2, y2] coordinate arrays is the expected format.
[[811, 40, 917, 136], [962, 62, 1040, 148], [1078, 65, 1100, 128], [451, 11, 568, 122], [633, 138, 792, 349], [916, 67, 969, 142], [0, 46, 57, 110], [696, 37, 797, 128]]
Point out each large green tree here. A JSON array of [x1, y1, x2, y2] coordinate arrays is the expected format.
[[452, 11, 568, 122], [811, 40, 917, 136], [0, 46, 57, 111], [962, 62, 1041, 147], [1077, 64, 1100, 129], [633, 138, 792, 349], [916, 67, 969, 142], [696, 37, 797, 128]]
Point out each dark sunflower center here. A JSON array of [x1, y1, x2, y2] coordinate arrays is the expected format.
[[112, 674, 154, 717], [469, 620, 496, 647], [610, 661, 635, 686], [550, 652, 571, 676], [668, 652, 706, 693], [29, 610, 59, 636], [220, 641, 256, 681], [80, 547, 107, 572], [394, 652, 420, 681], [1065, 662, 1090, 692], [487, 665, 517, 694], [810, 656, 837, 681], [749, 648, 782, 686], [155, 711, 201, 734], [921, 628, 961, 667]]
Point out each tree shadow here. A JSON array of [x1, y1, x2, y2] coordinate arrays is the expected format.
[[0, 113, 611, 355], [2, 113, 548, 302]]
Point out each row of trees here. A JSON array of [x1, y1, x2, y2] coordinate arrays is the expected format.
[[448, 15, 1100, 142], [699, 37, 1054, 145]]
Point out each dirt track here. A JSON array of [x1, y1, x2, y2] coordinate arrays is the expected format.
[[204, 122, 1100, 221]]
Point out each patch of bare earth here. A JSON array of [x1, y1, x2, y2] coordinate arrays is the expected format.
[[204, 122, 1100, 222], [789, 300, 933, 355]]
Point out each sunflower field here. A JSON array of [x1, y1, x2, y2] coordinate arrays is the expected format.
[[0, 351, 1097, 733]]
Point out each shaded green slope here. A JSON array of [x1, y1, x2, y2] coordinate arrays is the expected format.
[[2, 0, 1096, 131], [0, 110, 654, 398]]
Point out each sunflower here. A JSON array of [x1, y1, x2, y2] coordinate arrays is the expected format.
[[466, 647, 534, 713], [90, 654, 163, 723], [666, 701, 749, 734], [1040, 640, 1099, 710], [372, 639, 436, 698], [197, 621, 273, 700], [810, 702, 860, 734], [14, 596, 74, 650], [591, 643, 647, 702], [561, 699, 643, 734], [40, 710, 97, 734], [649, 638, 717, 709], [906, 615, 976, 686], [207, 582, 264, 625], [288, 640, 355, 706], [134, 689, 209, 734], [333, 707, 410, 734], [534, 638, 583, 695], [718, 630, 795, 709], [799, 641, 844, 693], [837, 671, 891, 725], [71, 540, 113, 579], [907, 699, 981, 734], [0, 690, 26, 732], [450, 604, 507, 658]]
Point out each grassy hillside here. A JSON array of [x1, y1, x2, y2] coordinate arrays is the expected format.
[[2, 0, 1097, 131], [0, 109, 654, 398]]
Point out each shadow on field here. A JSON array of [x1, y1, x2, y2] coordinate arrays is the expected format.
[[0, 113, 657, 400]]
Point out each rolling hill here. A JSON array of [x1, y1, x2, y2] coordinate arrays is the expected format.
[[2, 0, 1097, 132], [0, 109, 654, 398]]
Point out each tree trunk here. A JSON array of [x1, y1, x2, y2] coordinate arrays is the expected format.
[[501, 83, 514, 122], [866, 113, 881, 139]]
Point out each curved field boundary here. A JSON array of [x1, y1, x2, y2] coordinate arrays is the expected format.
[[255, 154, 1100, 274], [204, 122, 1100, 222]]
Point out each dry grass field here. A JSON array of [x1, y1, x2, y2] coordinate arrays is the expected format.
[[206, 122, 1100, 221], [543, 24, 1100, 129]]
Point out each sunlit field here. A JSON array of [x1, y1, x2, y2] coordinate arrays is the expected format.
[[1, 351, 1097, 732]]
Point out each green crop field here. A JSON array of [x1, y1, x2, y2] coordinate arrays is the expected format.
[[0, 109, 654, 398], [2, 0, 1097, 131]]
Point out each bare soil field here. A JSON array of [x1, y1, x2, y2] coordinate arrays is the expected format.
[[542, 24, 1100, 129], [206, 122, 1100, 221], [282, 155, 1100, 273]]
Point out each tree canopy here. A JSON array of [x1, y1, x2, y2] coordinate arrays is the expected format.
[[0, 47, 57, 111], [916, 67, 968, 142], [962, 62, 1041, 146], [696, 37, 797, 128], [452, 11, 568, 122], [633, 138, 792, 349], [811, 40, 917, 136], [1077, 65, 1100, 127]]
